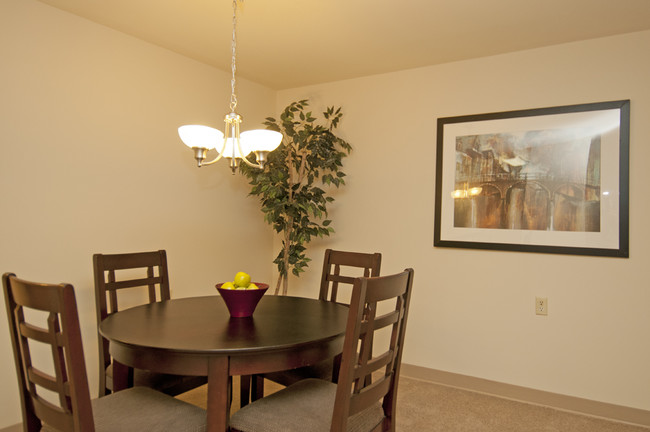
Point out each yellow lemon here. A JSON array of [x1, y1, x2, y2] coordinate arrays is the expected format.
[[234, 271, 251, 288], [247, 283, 259, 290], [221, 281, 236, 290]]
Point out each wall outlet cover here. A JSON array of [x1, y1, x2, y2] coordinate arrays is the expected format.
[[535, 297, 548, 315]]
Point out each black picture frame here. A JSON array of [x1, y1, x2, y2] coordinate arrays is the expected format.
[[434, 100, 630, 257]]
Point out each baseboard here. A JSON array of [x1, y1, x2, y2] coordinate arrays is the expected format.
[[400, 364, 650, 428], [0, 424, 21, 432]]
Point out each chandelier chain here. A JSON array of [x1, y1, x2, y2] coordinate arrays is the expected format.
[[229, 0, 239, 112]]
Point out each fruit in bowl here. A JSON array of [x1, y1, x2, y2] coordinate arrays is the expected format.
[[234, 271, 251, 288], [220, 272, 262, 290], [216, 272, 269, 317]]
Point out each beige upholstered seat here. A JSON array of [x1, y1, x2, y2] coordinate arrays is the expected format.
[[41, 387, 207, 432], [232, 379, 383, 432], [231, 268, 414, 432], [3, 272, 207, 432]]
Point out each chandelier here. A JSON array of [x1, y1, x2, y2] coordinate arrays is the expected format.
[[178, 0, 282, 173]]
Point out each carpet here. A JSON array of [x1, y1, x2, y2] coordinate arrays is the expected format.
[[177, 375, 649, 431]]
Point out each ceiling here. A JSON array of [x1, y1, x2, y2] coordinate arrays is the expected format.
[[36, 0, 650, 90]]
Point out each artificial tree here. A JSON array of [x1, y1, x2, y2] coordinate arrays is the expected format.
[[239, 100, 351, 295]]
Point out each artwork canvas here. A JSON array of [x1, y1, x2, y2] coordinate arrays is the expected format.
[[434, 100, 629, 257]]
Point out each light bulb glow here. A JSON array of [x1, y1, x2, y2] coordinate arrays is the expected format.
[[451, 190, 466, 199], [451, 187, 482, 199], [241, 130, 283, 152]]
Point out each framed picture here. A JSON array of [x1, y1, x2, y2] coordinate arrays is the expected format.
[[434, 100, 630, 257]]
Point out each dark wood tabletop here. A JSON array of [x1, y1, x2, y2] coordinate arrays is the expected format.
[[99, 295, 349, 432]]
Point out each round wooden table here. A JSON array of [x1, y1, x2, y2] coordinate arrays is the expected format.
[[99, 295, 348, 432]]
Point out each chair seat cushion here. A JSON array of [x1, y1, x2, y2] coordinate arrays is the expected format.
[[41, 387, 206, 432], [93, 386, 206, 432], [262, 358, 334, 386], [229, 379, 384, 432]]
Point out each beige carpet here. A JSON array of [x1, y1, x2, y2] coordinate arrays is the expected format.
[[177, 376, 649, 431]]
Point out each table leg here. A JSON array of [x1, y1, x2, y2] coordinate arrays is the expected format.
[[207, 356, 230, 432], [112, 360, 132, 392], [240, 375, 251, 407]]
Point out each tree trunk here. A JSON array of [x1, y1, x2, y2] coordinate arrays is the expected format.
[[279, 244, 289, 295], [282, 273, 288, 296], [274, 146, 300, 296], [275, 222, 292, 295], [274, 272, 283, 295]]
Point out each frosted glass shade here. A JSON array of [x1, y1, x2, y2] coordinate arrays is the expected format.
[[178, 125, 223, 150], [241, 130, 283, 152], [219, 137, 252, 158]]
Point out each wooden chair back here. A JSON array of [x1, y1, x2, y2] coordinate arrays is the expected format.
[[319, 249, 382, 303], [247, 249, 383, 404], [93, 250, 171, 395], [331, 268, 414, 432], [3, 273, 95, 432]]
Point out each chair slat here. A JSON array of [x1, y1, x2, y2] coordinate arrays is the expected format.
[[365, 281, 408, 303], [359, 310, 400, 336], [327, 250, 382, 269], [28, 367, 59, 392], [326, 274, 356, 284], [19, 322, 52, 344], [353, 350, 393, 380], [32, 395, 74, 431], [105, 276, 163, 291], [349, 374, 392, 415], [147, 267, 157, 303], [99, 251, 165, 270], [10, 282, 61, 312], [373, 310, 400, 330]]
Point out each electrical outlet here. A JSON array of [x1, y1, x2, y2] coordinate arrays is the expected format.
[[535, 297, 548, 316]]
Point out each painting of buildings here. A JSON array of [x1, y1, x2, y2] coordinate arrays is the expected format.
[[453, 128, 601, 232]]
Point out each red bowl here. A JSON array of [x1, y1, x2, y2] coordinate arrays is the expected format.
[[216, 283, 269, 318]]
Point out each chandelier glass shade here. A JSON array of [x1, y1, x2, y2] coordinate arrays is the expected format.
[[179, 0, 282, 173]]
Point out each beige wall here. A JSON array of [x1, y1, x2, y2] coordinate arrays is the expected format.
[[0, 0, 275, 427], [2, 0, 650, 428], [278, 31, 650, 411]]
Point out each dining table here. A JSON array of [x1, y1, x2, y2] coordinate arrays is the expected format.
[[98, 294, 349, 432]]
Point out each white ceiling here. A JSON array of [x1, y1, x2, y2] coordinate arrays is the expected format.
[[36, 0, 650, 90]]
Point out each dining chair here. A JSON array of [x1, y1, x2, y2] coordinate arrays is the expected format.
[[230, 268, 414, 432], [3, 272, 207, 432], [93, 250, 207, 397], [247, 248, 382, 404]]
